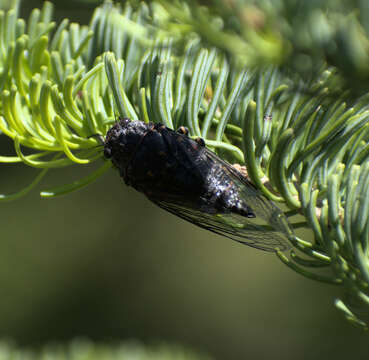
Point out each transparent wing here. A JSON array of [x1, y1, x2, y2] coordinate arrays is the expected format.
[[204, 148, 294, 240], [149, 198, 291, 252], [147, 145, 293, 252]]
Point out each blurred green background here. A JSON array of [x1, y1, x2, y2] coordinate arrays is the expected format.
[[0, 1, 369, 359]]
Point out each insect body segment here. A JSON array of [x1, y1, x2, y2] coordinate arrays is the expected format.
[[104, 118, 292, 252]]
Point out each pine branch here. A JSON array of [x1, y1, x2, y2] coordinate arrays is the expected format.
[[0, 0, 368, 330]]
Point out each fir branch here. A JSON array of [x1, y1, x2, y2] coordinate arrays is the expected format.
[[157, 0, 369, 94], [0, 0, 368, 330]]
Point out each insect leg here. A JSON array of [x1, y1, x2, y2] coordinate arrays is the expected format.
[[176, 126, 189, 136], [195, 137, 206, 147]]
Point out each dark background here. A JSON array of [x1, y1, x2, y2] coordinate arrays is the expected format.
[[0, 1, 368, 359]]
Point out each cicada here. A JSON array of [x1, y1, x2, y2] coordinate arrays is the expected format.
[[103, 118, 292, 252]]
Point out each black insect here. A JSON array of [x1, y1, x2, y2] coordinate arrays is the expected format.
[[104, 118, 292, 252]]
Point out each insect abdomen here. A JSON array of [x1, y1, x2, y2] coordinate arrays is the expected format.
[[201, 163, 255, 217]]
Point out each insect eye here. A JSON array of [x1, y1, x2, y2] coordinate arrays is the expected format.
[[104, 147, 112, 159], [120, 117, 131, 126]]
